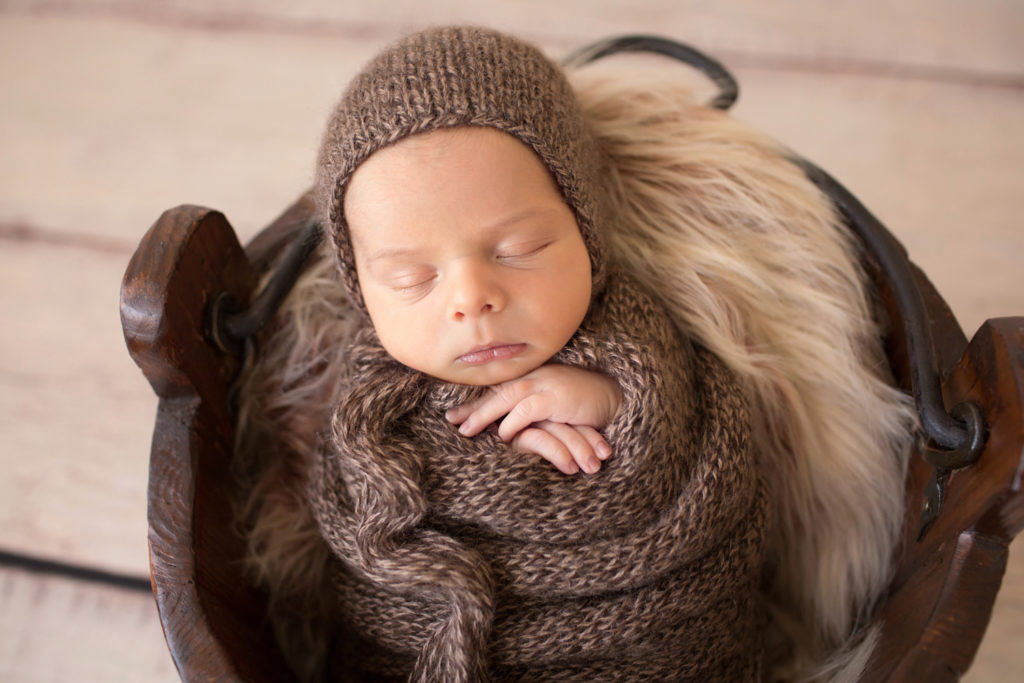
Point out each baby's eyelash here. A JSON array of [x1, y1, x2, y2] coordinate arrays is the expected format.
[[390, 273, 437, 295], [496, 242, 551, 260], [394, 278, 434, 292]]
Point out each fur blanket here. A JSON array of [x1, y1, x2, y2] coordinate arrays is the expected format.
[[308, 272, 767, 681]]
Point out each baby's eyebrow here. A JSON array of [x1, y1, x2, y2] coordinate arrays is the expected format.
[[483, 206, 561, 233], [364, 246, 425, 265]]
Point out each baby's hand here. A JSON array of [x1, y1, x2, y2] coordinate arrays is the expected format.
[[445, 364, 622, 475]]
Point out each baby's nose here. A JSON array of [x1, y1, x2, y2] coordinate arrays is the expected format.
[[449, 264, 506, 321], [452, 302, 493, 322]]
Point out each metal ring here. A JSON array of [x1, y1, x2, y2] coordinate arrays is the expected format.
[[919, 401, 987, 470], [208, 291, 245, 356]]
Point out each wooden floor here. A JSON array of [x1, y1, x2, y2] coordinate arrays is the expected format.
[[1, 2, 1021, 680]]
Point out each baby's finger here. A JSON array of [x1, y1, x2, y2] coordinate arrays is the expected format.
[[512, 426, 579, 475], [496, 393, 555, 443], [444, 402, 472, 425], [449, 381, 534, 436], [575, 425, 613, 461], [541, 422, 602, 474]]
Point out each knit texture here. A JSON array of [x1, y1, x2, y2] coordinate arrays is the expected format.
[[308, 271, 768, 681], [314, 26, 607, 311]]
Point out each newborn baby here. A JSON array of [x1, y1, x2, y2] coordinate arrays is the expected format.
[[306, 26, 768, 682]]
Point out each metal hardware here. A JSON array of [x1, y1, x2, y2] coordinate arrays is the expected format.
[[793, 159, 988, 539], [207, 218, 322, 416], [229, 219, 322, 345], [795, 159, 986, 457], [917, 401, 987, 471], [562, 35, 740, 110], [915, 402, 987, 539], [918, 467, 951, 541], [209, 218, 323, 356]]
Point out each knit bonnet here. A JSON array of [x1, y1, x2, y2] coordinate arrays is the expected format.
[[315, 26, 606, 311]]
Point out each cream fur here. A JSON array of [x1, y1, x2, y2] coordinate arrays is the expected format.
[[571, 69, 916, 679], [233, 69, 917, 682]]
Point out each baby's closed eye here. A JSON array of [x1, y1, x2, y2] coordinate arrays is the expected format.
[[495, 239, 551, 262], [388, 268, 437, 294]]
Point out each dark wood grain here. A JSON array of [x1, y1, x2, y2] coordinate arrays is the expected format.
[[863, 313, 1024, 681], [121, 206, 296, 682]]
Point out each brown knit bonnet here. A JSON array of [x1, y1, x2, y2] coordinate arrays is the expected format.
[[315, 26, 606, 312]]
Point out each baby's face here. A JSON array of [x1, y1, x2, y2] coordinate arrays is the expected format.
[[345, 127, 592, 386]]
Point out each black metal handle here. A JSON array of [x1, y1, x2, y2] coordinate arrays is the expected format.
[[561, 35, 740, 110], [793, 158, 986, 466], [209, 218, 322, 356]]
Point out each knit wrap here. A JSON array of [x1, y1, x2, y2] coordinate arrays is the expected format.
[[314, 26, 607, 312], [309, 272, 768, 681]]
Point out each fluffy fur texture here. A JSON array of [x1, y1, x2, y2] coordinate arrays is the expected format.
[[233, 62, 916, 681]]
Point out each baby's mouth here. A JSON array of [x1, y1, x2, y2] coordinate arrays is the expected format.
[[456, 343, 526, 365]]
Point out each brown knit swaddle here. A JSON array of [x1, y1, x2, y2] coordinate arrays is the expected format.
[[308, 271, 768, 681]]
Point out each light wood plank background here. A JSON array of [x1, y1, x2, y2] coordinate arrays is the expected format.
[[1, 2, 1021, 680]]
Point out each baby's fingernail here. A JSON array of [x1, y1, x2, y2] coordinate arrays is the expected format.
[[584, 457, 601, 474], [596, 442, 612, 460], [458, 423, 472, 436], [445, 408, 457, 422]]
